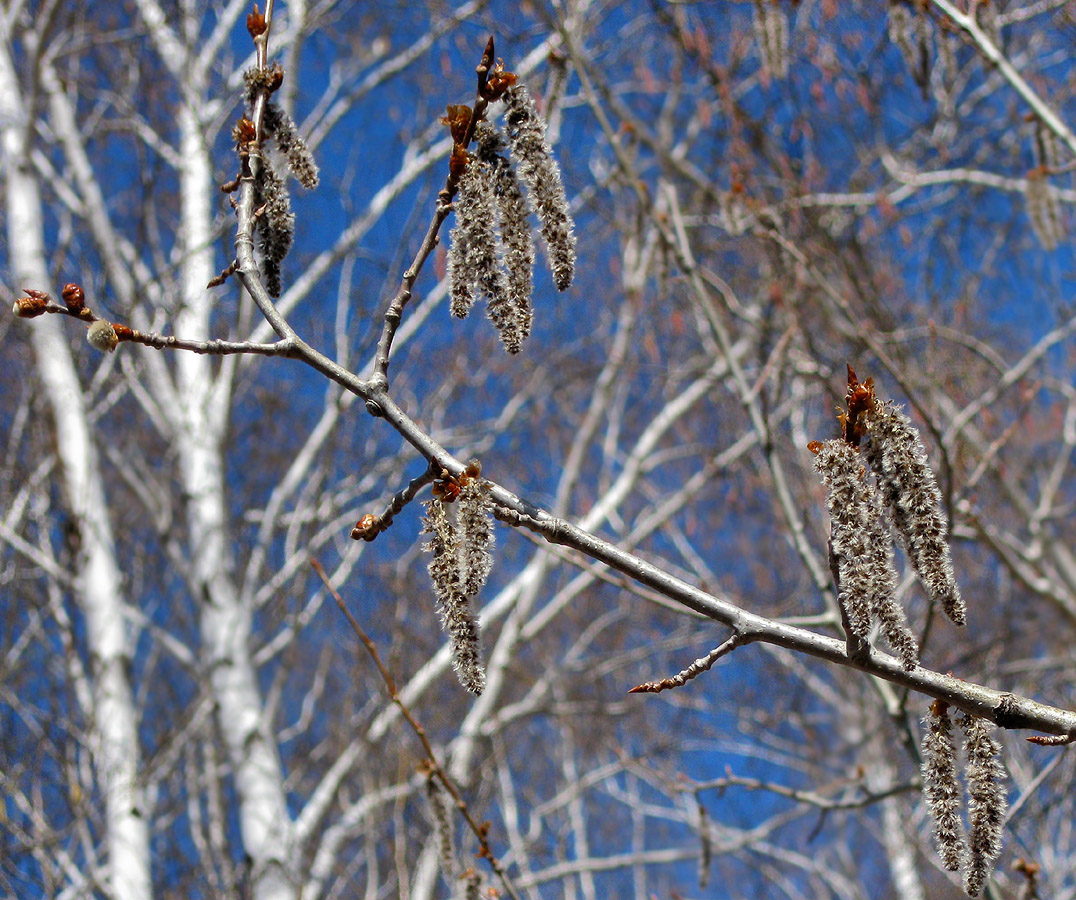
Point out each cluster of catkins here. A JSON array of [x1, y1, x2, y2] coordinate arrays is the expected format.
[[241, 65, 319, 297], [448, 84, 576, 354], [886, 0, 962, 101], [921, 702, 1008, 896], [814, 372, 1010, 895], [812, 370, 965, 670], [421, 465, 495, 695]]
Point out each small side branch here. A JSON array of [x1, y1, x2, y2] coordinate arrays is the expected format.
[[629, 632, 744, 694], [12, 286, 292, 357], [207, 260, 238, 288], [117, 326, 292, 357], [690, 771, 917, 811], [369, 38, 498, 390], [351, 461, 439, 541], [1026, 732, 1076, 746], [369, 197, 453, 390]]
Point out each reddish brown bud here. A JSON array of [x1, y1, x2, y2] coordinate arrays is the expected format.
[[233, 117, 257, 144], [350, 514, 381, 541], [112, 323, 134, 341], [61, 283, 85, 313], [484, 60, 517, 100], [266, 64, 284, 92], [441, 105, 473, 145], [13, 289, 50, 318], [247, 4, 266, 37], [449, 144, 470, 181], [479, 36, 496, 75]]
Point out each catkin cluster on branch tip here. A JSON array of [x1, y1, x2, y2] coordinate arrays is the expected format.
[[920, 705, 1008, 896], [811, 369, 968, 668], [448, 82, 575, 353], [813, 438, 918, 669], [421, 472, 495, 694], [240, 67, 319, 297]]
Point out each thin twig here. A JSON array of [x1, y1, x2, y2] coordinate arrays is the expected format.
[[628, 633, 744, 694], [18, 297, 292, 357], [309, 558, 523, 900], [690, 772, 918, 811], [350, 461, 439, 541], [370, 38, 496, 390]]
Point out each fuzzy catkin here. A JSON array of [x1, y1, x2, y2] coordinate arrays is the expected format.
[[753, 0, 789, 79], [865, 402, 966, 626], [475, 121, 534, 352], [814, 439, 878, 641], [887, 2, 917, 69], [503, 85, 576, 292], [256, 165, 295, 297], [264, 101, 319, 189], [422, 500, 486, 694], [1025, 169, 1063, 251], [814, 438, 918, 666], [1033, 121, 1060, 172], [425, 773, 456, 883], [456, 479, 494, 597], [921, 705, 966, 871], [863, 463, 920, 670], [448, 156, 508, 321], [960, 715, 1008, 897]]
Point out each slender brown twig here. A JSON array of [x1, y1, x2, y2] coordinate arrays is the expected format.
[[628, 632, 743, 694], [370, 38, 497, 390], [350, 461, 439, 542], [309, 558, 522, 900]]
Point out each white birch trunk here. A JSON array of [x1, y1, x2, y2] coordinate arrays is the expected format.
[[0, 39, 151, 900], [173, 102, 297, 900]]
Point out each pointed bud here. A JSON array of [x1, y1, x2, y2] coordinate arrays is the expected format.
[[61, 283, 85, 314]]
